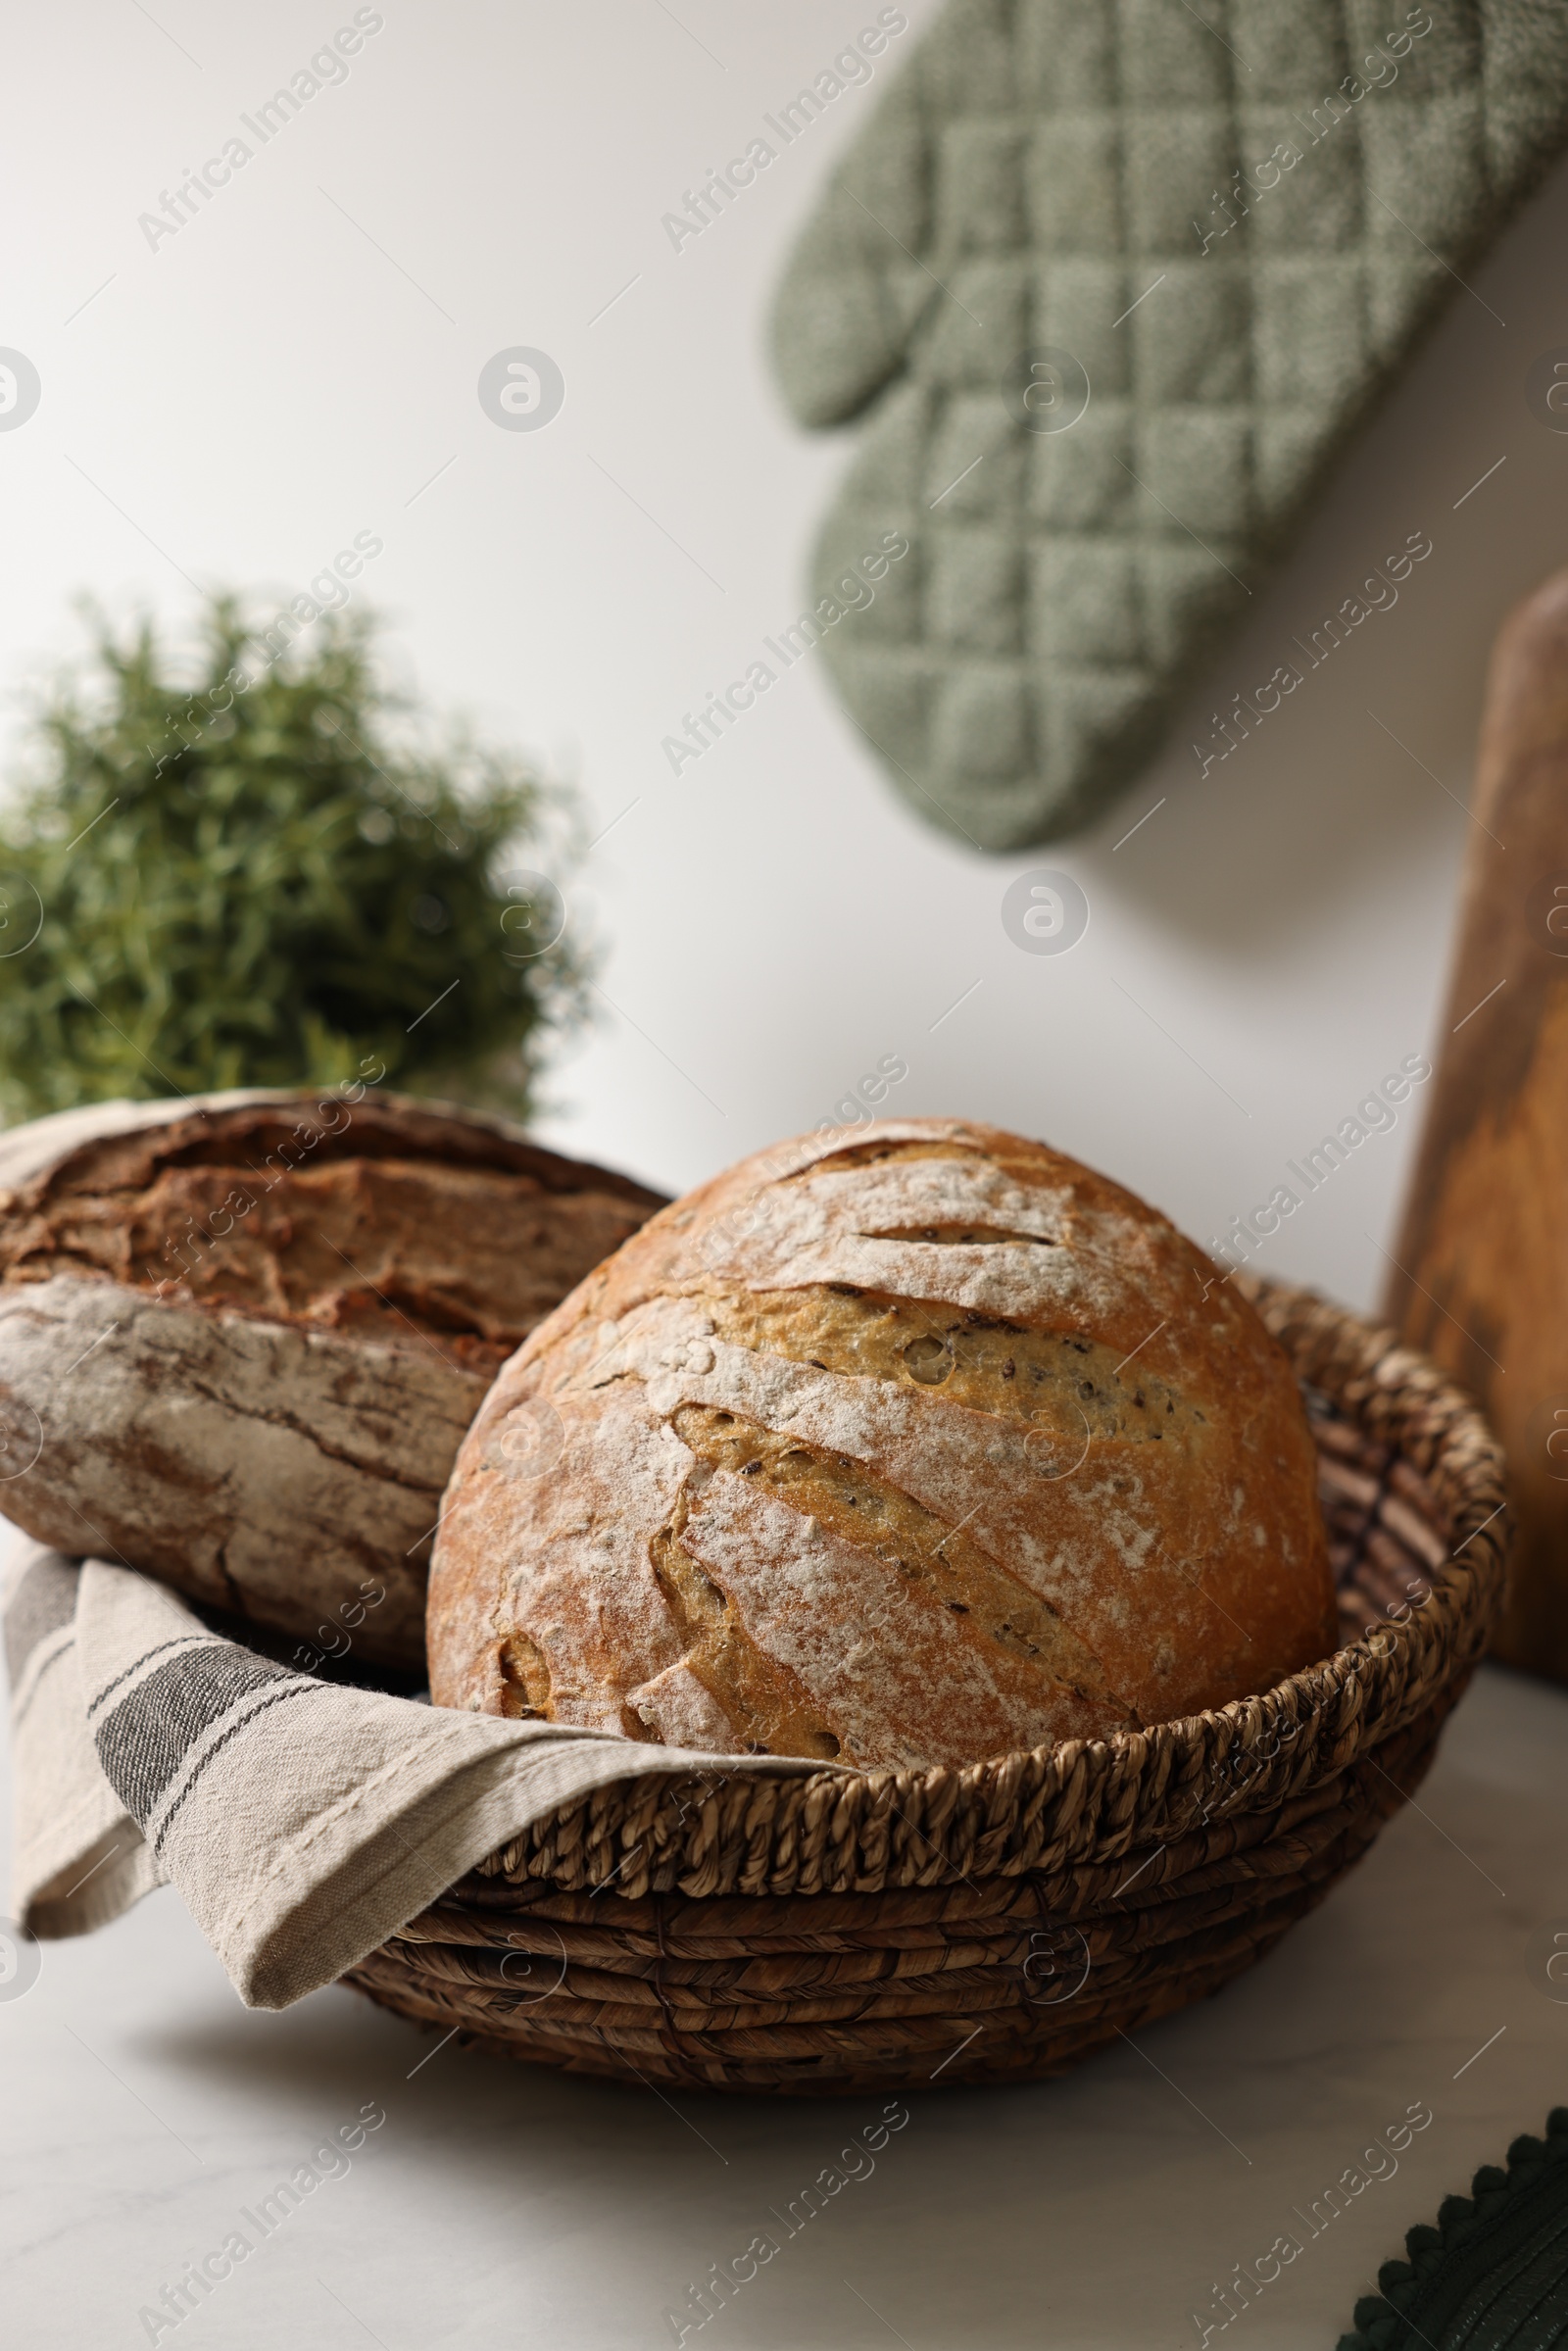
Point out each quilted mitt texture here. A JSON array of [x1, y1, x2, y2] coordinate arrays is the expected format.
[[770, 0, 1568, 850]]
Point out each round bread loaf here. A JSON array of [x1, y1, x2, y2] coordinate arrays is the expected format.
[[0, 1091, 663, 1666], [426, 1119, 1338, 1767]]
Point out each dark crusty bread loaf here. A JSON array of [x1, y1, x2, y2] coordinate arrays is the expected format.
[[0, 1090, 663, 1665], [426, 1119, 1337, 1767]]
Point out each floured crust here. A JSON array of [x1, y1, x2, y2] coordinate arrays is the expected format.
[[0, 1092, 664, 1664], [427, 1120, 1339, 1767], [0, 1095, 661, 1370]]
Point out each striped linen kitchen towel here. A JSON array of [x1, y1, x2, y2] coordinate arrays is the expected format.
[[4, 1543, 814, 2008]]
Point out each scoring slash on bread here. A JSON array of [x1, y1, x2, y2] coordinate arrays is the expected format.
[[0, 1090, 664, 1666], [427, 1119, 1337, 1770]]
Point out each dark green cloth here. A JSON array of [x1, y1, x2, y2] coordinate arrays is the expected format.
[[1339, 2109, 1568, 2350], [771, 0, 1568, 851]]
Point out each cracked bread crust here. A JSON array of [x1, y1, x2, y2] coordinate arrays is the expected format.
[[0, 1091, 664, 1665], [426, 1119, 1338, 1768]]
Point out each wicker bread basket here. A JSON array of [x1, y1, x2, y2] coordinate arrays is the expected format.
[[346, 1278, 1507, 2094]]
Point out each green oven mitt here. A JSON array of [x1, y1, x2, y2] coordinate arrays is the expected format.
[[770, 0, 1568, 850]]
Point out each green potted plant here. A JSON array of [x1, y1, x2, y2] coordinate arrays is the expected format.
[[0, 594, 584, 1118]]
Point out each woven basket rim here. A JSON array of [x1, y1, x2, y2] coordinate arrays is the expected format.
[[470, 1274, 1506, 1900]]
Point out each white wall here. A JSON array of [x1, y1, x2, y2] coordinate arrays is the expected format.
[[6, 0, 1567, 1314]]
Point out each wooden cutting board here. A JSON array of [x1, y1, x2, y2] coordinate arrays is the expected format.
[[1384, 566, 1568, 1679]]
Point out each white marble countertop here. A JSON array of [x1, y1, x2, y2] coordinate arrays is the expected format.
[[4, 1657, 1565, 2351]]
